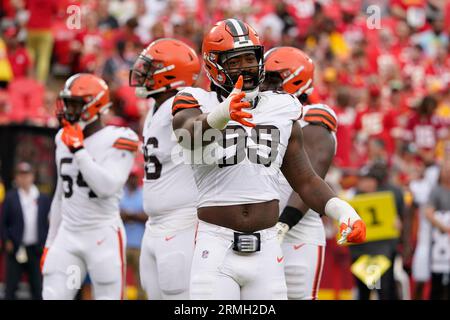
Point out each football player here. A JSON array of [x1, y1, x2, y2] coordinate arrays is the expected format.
[[172, 19, 366, 300], [262, 46, 337, 300], [41, 73, 139, 299], [129, 38, 201, 299]]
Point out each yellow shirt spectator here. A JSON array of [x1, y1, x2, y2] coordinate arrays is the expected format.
[[0, 39, 13, 82]]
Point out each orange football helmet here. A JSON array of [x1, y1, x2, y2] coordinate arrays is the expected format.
[[129, 38, 200, 98], [58, 73, 112, 126], [263, 47, 315, 97], [202, 19, 264, 97]]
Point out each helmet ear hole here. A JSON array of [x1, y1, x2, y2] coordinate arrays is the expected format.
[[298, 93, 308, 104], [164, 75, 176, 80], [293, 80, 303, 86]]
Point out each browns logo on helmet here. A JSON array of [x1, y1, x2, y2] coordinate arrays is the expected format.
[[129, 38, 200, 98], [263, 46, 315, 99], [58, 73, 112, 126], [202, 19, 265, 100]]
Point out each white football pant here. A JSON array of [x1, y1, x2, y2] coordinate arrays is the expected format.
[[42, 221, 126, 300], [282, 242, 325, 300], [139, 222, 197, 300], [190, 220, 287, 300]]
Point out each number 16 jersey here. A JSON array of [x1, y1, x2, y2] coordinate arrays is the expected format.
[[142, 97, 198, 227]]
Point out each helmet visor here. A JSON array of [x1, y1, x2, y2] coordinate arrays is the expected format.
[[129, 55, 164, 88], [58, 94, 90, 124]]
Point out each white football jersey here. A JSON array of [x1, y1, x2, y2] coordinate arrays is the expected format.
[[54, 125, 138, 231], [142, 97, 198, 227], [279, 104, 338, 246], [173, 88, 302, 208]]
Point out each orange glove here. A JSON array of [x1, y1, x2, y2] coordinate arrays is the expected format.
[[40, 247, 49, 273], [325, 197, 366, 245], [61, 122, 84, 152], [206, 75, 254, 129], [339, 219, 366, 244], [228, 76, 254, 128]]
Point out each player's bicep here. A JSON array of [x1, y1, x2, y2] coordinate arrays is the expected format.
[[281, 121, 317, 189], [302, 124, 335, 179], [172, 107, 203, 132]]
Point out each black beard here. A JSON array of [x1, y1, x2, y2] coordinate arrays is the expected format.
[[228, 70, 258, 90]]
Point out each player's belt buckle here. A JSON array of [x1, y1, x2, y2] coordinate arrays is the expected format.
[[233, 232, 261, 253]]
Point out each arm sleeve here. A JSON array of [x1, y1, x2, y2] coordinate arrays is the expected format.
[[45, 177, 63, 247], [74, 145, 136, 198]]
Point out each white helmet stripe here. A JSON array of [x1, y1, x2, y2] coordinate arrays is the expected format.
[[229, 19, 245, 41], [64, 73, 83, 90], [282, 65, 305, 85]]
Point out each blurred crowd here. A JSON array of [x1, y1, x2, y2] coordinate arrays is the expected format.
[[0, 0, 449, 299]]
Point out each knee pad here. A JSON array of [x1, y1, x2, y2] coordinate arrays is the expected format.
[[157, 251, 190, 296], [89, 260, 123, 300], [285, 264, 309, 300], [89, 258, 123, 285]]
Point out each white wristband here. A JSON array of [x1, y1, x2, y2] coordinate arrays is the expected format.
[[206, 100, 231, 130], [324, 197, 361, 225]]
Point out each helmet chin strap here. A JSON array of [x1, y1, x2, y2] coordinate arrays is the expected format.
[[135, 81, 185, 98]]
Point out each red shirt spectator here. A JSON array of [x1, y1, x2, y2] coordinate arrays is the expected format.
[[52, 19, 79, 67], [333, 87, 357, 168], [72, 29, 105, 72], [404, 96, 447, 150], [7, 77, 45, 123], [391, 0, 428, 31], [7, 46, 31, 78], [445, 1, 450, 32], [354, 87, 397, 155], [26, 0, 58, 30], [3, 26, 32, 78], [405, 113, 444, 150], [334, 106, 357, 168]]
